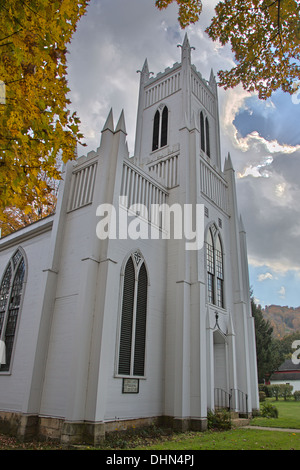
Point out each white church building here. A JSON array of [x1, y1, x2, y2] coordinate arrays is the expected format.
[[0, 35, 259, 444]]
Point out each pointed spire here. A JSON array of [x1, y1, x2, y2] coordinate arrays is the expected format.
[[224, 152, 234, 171], [142, 58, 149, 76], [183, 32, 190, 49], [137, 58, 152, 83], [209, 68, 217, 89], [101, 108, 114, 133], [115, 109, 127, 134], [179, 32, 194, 65]]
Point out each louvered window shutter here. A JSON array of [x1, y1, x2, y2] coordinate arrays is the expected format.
[[152, 110, 160, 151], [160, 106, 168, 148], [200, 111, 205, 152], [118, 257, 135, 375], [118, 255, 148, 377], [133, 263, 147, 376], [205, 117, 210, 157]]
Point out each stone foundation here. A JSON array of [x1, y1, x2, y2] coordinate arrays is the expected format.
[[0, 411, 208, 445]]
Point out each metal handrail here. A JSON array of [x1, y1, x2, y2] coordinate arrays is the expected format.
[[214, 388, 231, 410], [214, 388, 248, 414], [230, 388, 248, 414]]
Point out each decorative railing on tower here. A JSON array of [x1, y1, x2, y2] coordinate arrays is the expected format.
[[121, 160, 168, 229], [68, 160, 97, 211], [191, 69, 215, 115], [199, 158, 228, 213], [148, 154, 179, 189], [145, 69, 181, 108]]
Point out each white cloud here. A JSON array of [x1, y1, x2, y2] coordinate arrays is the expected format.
[[64, 0, 300, 307], [258, 272, 273, 281], [278, 286, 286, 298]]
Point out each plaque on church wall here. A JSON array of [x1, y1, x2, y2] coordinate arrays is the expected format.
[[122, 378, 139, 394]]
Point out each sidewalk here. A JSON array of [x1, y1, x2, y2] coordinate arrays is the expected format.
[[246, 425, 300, 433]]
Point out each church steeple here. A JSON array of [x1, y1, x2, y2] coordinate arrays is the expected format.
[[179, 33, 195, 129], [180, 33, 194, 65]]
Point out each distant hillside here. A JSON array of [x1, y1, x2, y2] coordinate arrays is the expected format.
[[262, 305, 300, 339]]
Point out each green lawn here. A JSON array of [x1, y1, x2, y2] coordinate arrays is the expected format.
[[0, 398, 300, 450], [251, 398, 300, 429], [131, 398, 300, 451], [132, 428, 300, 450]]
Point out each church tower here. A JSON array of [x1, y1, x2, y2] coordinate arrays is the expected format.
[[131, 33, 259, 429], [0, 35, 259, 444]]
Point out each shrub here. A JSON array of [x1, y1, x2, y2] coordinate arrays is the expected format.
[[294, 391, 300, 401], [207, 409, 231, 430], [279, 384, 293, 401], [268, 384, 281, 400], [260, 402, 279, 419], [259, 391, 266, 402]]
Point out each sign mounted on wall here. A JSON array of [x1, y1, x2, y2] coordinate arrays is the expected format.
[[122, 378, 139, 394]]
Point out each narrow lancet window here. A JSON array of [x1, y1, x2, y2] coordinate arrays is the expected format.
[[215, 235, 224, 308], [152, 106, 168, 151], [200, 111, 205, 152], [205, 117, 210, 157], [206, 229, 215, 304], [160, 106, 168, 148], [0, 249, 26, 371], [152, 110, 160, 151], [118, 253, 148, 377], [206, 228, 224, 308]]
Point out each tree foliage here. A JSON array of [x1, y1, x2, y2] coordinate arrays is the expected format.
[[251, 297, 284, 383], [0, 0, 89, 228], [273, 331, 300, 360], [156, 0, 203, 28], [156, 0, 300, 99]]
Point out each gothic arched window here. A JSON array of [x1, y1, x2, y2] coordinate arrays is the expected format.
[[206, 228, 224, 308], [160, 105, 168, 148], [118, 252, 148, 377], [206, 228, 215, 304], [200, 111, 210, 157], [0, 249, 26, 371], [152, 106, 168, 151], [200, 111, 205, 152], [215, 235, 224, 308], [205, 117, 210, 157], [152, 110, 160, 151]]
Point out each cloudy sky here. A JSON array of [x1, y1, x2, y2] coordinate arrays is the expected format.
[[66, 0, 300, 308]]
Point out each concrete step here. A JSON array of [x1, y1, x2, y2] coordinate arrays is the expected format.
[[231, 417, 251, 428]]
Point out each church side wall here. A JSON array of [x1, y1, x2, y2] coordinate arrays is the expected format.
[[0, 224, 53, 414], [39, 207, 95, 418], [100, 237, 167, 423]]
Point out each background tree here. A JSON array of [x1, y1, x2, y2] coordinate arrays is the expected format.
[[273, 331, 300, 361], [156, 0, 203, 27], [156, 0, 300, 98], [251, 296, 284, 383], [0, 0, 89, 232]]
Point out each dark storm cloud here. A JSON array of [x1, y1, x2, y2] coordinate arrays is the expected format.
[[234, 92, 300, 146], [66, 0, 300, 305]]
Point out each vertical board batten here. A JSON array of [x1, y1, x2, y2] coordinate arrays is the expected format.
[[68, 162, 97, 211]]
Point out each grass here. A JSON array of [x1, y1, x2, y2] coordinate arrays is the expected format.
[[0, 398, 299, 450], [132, 428, 300, 450], [251, 398, 300, 429]]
